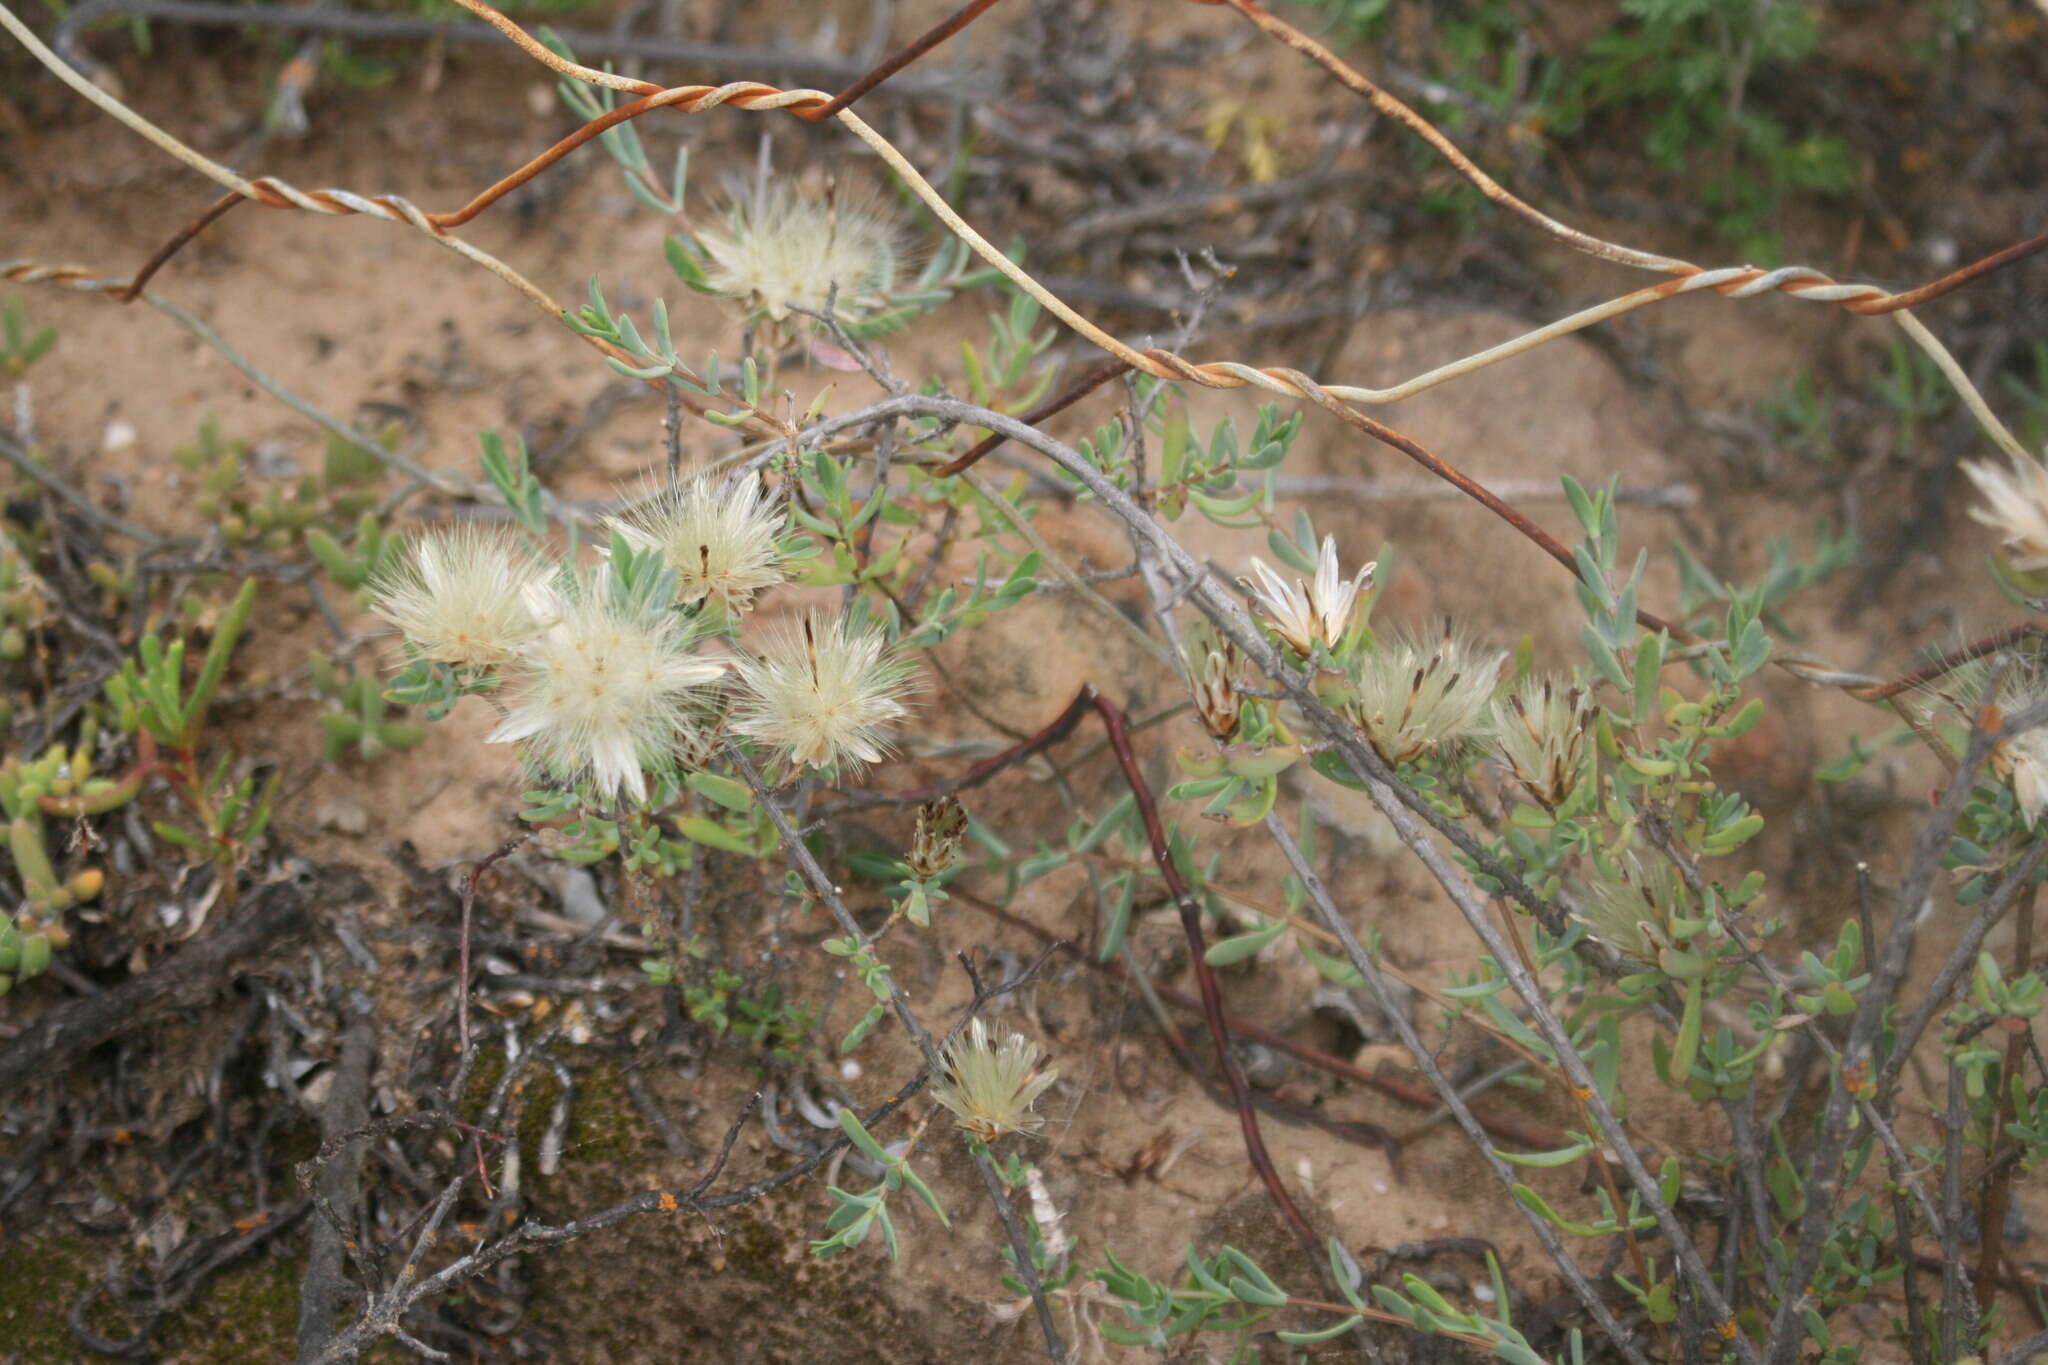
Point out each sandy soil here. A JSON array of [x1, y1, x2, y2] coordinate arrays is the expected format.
[[3, 0, 2046, 1360]]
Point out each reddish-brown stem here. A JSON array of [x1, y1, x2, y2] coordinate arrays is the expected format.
[[1852, 620, 2048, 702], [118, 191, 244, 302], [1086, 686, 1319, 1249], [806, 0, 1007, 122], [472, 1131, 496, 1200], [979, 886, 1401, 1166], [887, 687, 1096, 804], [1281, 377, 1695, 643], [1848, 225, 2048, 315], [429, 87, 685, 228], [935, 358, 1134, 477]]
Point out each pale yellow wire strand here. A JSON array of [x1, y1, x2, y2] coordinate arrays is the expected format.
[[0, 0, 2030, 469], [843, 106, 2030, 462], [1891, 309, 2029, 464], [0, 0, 612, 369]]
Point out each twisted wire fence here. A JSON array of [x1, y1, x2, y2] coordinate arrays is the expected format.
[[5, 1, 2047, 1361], [6, 0, 2042, 701]]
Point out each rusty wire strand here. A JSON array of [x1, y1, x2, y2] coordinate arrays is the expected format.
[[0, 0, 784, 437], [3, 0, 2040, 702], [5, 0, 2035, 468]]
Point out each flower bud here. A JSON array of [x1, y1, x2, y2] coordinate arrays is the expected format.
[[907, 796, 968, 880]]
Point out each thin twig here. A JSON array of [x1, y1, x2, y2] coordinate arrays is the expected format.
[[1259, 811, 1654, 1365], [1942, 1053, 1975, 1360], [1087, 687, 1318, 1249], [457, 838, 526, 1057], [296, 992, 376, 1363], [807, 0, 1004, 120], [1975, 882, 2037, 1300], [0, 428, 165, 544], [729, 744, 1070, 1364]]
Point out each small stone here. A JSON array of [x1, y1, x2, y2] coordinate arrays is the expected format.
[[102, 419, 137, 454], [299, 1068, 334, 1108], [249, 443, 301, 480], [314, 796, 369, 836], [1237, 1041, 1288, 1089], [552, 866, 606, 926]]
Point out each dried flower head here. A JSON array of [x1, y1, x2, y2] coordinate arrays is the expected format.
[[488, 575, 725, 803], [1244, 536, 1375, 660], [931, 1018, 1058, 1143], [907, 796, 968, 880], [693, 180, 903, 323], [2000, 728, 2048, 828], [371, 527, 549, 672], [1574, 856, 1690, 960], [1923, 652, 2048, 826], [1493, 677, 1597, 810], [732, 611, 916, 773], [1964, 454, 2048, 574], [607, 476, 788, 610], [1189, 636, 1244, 741], [1350, 627, 1502, 764]]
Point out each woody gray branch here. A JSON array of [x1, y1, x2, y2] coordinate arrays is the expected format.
[[1754, 681, 2006, 1363], [813, 392, 1762, 1362], [297, 992, 377, 1364], [1260, 809, 1656, 1365], [1107, 395, 1646, 1355], [305, 1015, 561, 1365]]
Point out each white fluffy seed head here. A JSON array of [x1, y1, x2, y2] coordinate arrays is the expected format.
[[932, 1018, 1058, 1143], [1350, 627, 1502, 765], [607, 476, 788, 610], [487, 574, 725, 804], [1922, 652, 2048, 826], [693, 180, 903, 323], [1964, 453, 2048, 575], [731, 611, 916, 774], [370, 526, 550, 672]]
